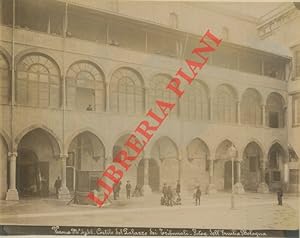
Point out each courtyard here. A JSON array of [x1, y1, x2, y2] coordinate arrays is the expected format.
[[0, 192, 298, 230]]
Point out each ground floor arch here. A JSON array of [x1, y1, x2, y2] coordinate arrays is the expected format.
[[151, 137, 179, 188], [137, 158, 160, 192], [16, 128, 61, 198], [241, 142, 263, 191], [67, 131, 105, 195]]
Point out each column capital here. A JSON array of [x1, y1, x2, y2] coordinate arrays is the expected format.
[[8, 152, 18, 158], [59, 154, 68, 159]]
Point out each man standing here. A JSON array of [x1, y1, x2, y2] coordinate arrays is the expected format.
[[195, 186, 201, 206], [176, 180, 181, 197], [54, 176, 61, 198], [162, 183, 168, 203], [277, 188, 283, 206], [126, 180, 132, 199], [167, 186, 173, 207]]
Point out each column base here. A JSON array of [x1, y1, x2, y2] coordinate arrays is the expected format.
[[6, 189, 19, 201], [233, 182, 245, 194], [206, 183, 217, 194], [257, 182, 269, 193], [58, 186, 71, 200], [142, 185, 152, 195]]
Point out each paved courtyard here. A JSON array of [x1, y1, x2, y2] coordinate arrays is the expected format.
[[0, 192, 298, 230]]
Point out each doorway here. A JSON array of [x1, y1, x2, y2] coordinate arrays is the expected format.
[[224, 161, 237, 190], [17, 149, 49, 197]]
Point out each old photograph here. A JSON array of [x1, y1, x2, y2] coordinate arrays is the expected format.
[[0, 0, 299, 236]]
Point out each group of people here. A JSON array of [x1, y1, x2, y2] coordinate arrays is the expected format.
[[112, 180, 143, 200], [161, 181, 182, 206]]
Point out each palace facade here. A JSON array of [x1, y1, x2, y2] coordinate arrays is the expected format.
[[0, 0, 299, 201]]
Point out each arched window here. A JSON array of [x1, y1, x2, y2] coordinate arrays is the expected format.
[[213, 84, 237, 123], [110, 67, 144, 114], [181, 80, 209, 121], [266, 93, 285, 128], [16, 54, 60, 108], [241, 89, 262, 126], [169, 12, 178, 29], [149, 74, 178, 118], [66, 61, 105, 111], [0, 53, 9, 104]]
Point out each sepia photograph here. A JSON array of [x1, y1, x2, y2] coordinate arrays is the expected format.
[[0, 0, 299, 237]]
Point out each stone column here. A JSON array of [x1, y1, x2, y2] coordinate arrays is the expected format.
[[209, 97, 213, 121], [143, 158, 152, 195], [206, 159, 217, 194], [237, 101, 241, 124], [58, 154, 70, 200], [6, 152, 19, 200], [233, 160, 245, 194], [257, 159, 269, 193], [262, 105, 266, 127], [105, 83, 110, 112]]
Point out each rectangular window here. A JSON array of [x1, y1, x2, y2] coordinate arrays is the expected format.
[[269, 111, 279, 128], [289, 169, 299, 184]]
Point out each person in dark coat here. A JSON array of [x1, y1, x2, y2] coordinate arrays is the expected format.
[[277, 188, 283, 206], [54, 176, 61, 198], [176, 180, 181, 197], [195, 186, 202, 206], [167, 186, 173, 207], [113, 183, 118, 200], [126, 180, 132, 199], [116, 181, 122, 199], [162, 183, 168, 204]]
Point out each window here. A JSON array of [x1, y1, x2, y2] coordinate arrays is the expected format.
[[212, 46, 238, 70], [169, 12, 178, 29], [1, 0, 13, 26], [66, 61, 105, 111], [289, 169, 299, 184], [292, 94, 300, 125], [147, 31, 181, 58], [263, 56, 286, 80], [15, 0, 64, 35], [68, 6, 107, 43], [16, 54, 61, 108], [149, 74, 178, 118], [109, 21, 146, 52], [110, 67, 144, 114], [241, 89, 262, 126], [266, 93, 285, 128], [213, 85, 237, 123], [0, 53, 9, 104], [239, 52, 262, 75], [181, 81, 209, 121]]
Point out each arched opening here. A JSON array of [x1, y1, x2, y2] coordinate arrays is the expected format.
[[213, 84, 237, 123], [267, 143, 285, 191], [110, 67, 144, 115], [112, 134, 143, 194], [242, 142, 262, 191], [241, 89, 262, 126], [181, 81, 209, 121], [184, 138, 209, 191], [0, 135, 8, 199], [149, 74, 178, 118], [136, 158, 160, 192], [67, 131, 105, 195], [214, 140, 238, 190], [66, 61, 105, 111], [16, 128, 60, 198], [16, 53, 61, 108], [266, 93, 285, 128], [151, 137, 178, 188]]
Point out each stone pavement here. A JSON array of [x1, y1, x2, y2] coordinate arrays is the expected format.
[[0, 192, 298, 230]]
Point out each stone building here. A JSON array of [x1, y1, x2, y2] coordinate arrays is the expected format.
[[0, 0, 299, 201]]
